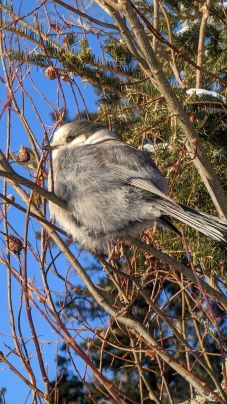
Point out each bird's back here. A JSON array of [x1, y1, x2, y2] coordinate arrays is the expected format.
[[48, 141, 167, 238]]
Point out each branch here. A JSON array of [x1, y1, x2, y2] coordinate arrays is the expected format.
[[2, 168, 224, 401], [53, 0, 118, 30], [1, 148, 226, 309], [196, 0, 211, 88], [122, 237, 227, 310], [0, 352, 46, 400], [130, 1, 227, 87], [152, 0, 159, 53], [0, 149, 66, 210], [0, 192, 68, 236], [102, 0, 227, 220], [96, 253, 226, 400], [159, 0, 185, 88], [130, 336, 162, 404], [137, 286, 226, 399], [0, 168, 127, 403]]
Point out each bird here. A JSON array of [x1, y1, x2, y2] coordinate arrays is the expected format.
[[47, 120, 227, 252]]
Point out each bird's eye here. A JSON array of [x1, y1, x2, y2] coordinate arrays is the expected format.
[[66, 135, 74, 143]]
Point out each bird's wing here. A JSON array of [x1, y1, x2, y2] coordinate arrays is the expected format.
[[104, 148, 227, 240], [110, 165, 178, 206], [95, 142, 178, 206]]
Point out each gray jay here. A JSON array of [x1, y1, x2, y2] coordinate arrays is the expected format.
[[47, 121, 227, 252]]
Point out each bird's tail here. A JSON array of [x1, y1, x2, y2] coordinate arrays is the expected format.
[[158, 202, 227, 241]]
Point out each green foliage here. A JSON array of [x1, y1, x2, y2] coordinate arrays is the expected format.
[[46, 1, 226, 400], [2, 0, 226, 402], [102, 38, 134, 70]]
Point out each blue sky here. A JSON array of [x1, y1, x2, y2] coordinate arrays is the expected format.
[[0, 1, 115, 402]]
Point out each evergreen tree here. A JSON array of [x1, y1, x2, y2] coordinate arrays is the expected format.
[[0, 1, 226, 403]]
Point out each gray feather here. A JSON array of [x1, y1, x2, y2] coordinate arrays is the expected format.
[[48, 122, 227, 251]]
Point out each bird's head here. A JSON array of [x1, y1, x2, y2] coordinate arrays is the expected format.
[[44, 121, 117, 157]]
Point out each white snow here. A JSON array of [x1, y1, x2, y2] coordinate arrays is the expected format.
[[175, 20, 199, 36], [217, 1, 227, 9], [186, 88, 226, 102], [175, 23, 190, 36], [139, 139, 170, 153]]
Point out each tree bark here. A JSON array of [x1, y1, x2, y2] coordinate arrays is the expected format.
[[99, 0, 227, 219]]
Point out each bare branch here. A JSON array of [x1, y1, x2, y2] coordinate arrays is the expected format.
[[0, 2, 226, 399], [152, 0, 159, 52], [123, 237, 227, 310], [53, 0, 118, 30], [6, 178, 224, 401], [0, 149, 66, 210], [0, 352, 46, 400], [196, 0, 211, 88], [100, 0, 227, 219]]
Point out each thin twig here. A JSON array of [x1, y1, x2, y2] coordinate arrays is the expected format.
[[196, 0, 211, 88]]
